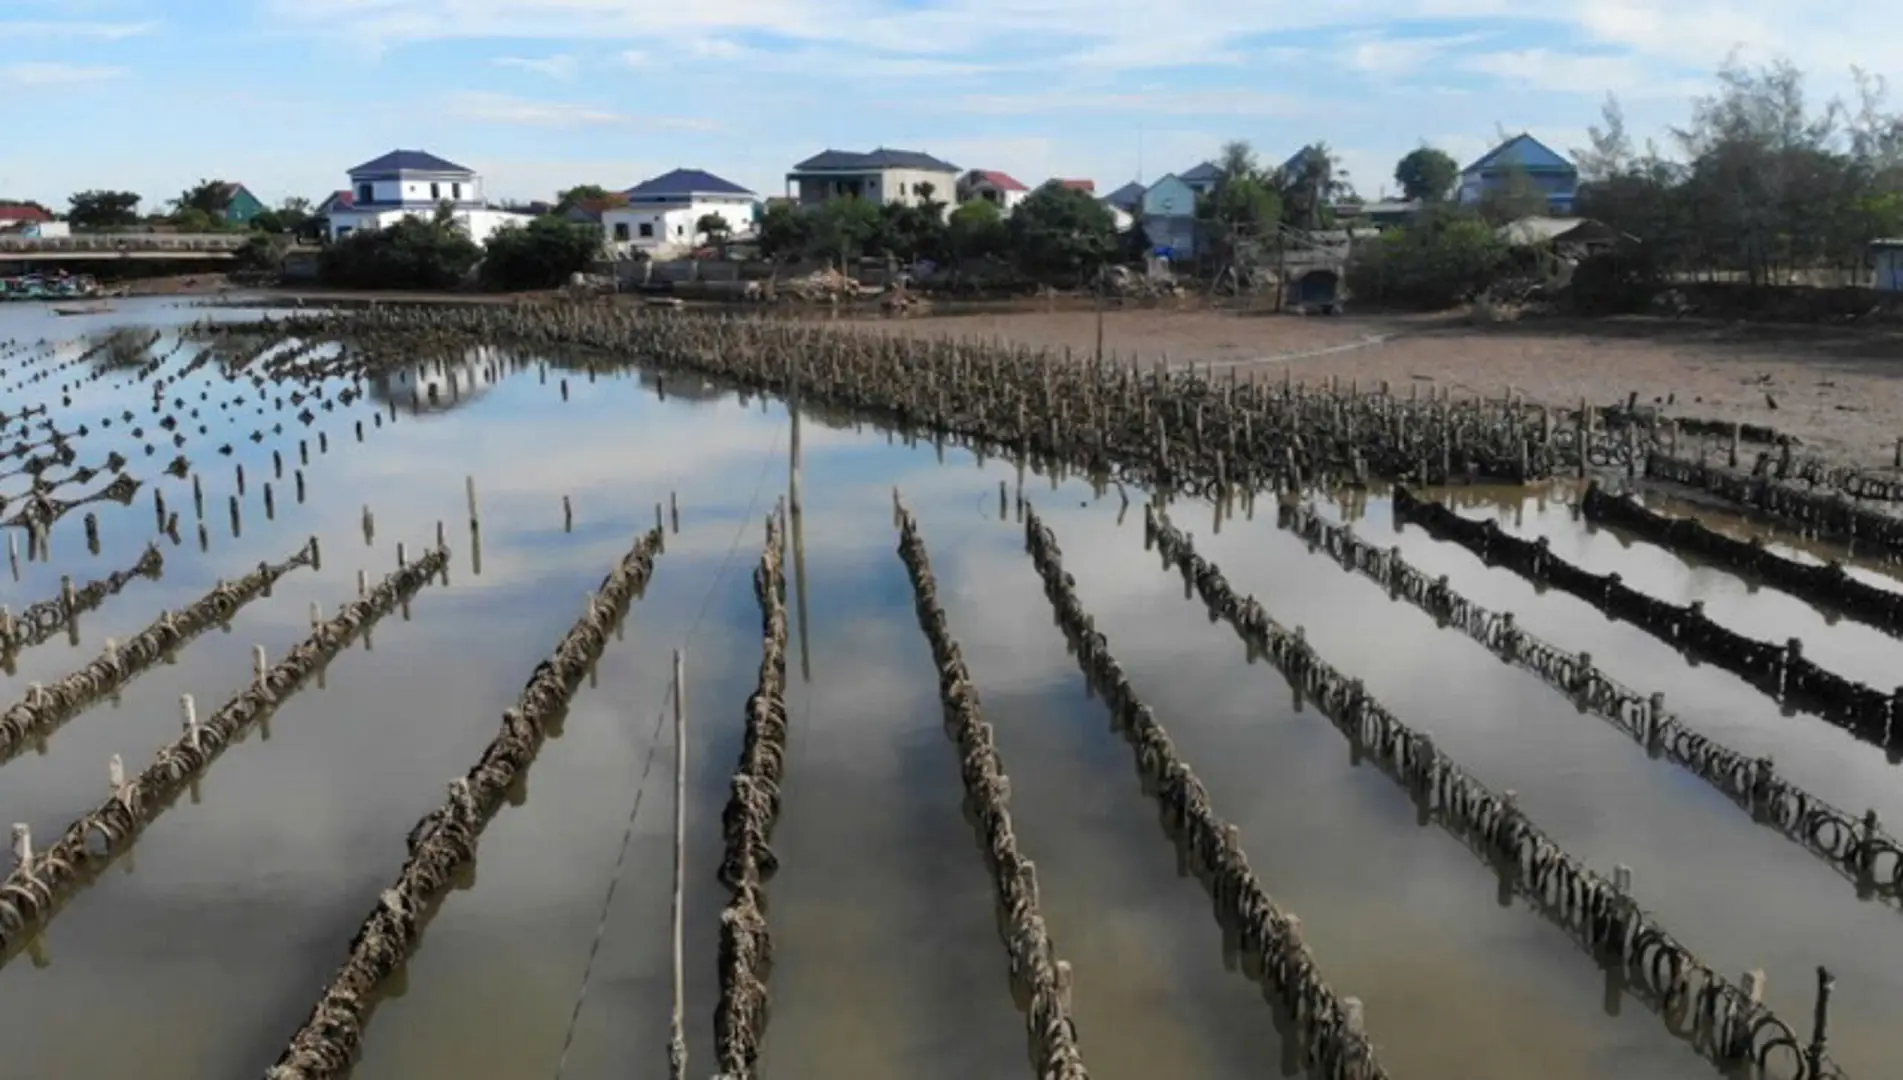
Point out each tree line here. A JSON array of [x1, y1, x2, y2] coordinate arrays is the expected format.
[[315, 204, 600, 292], [1347, 56, 1903, 309]]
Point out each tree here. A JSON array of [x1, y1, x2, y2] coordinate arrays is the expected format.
[[173, 179, 233, 220], [1345, 204, 1510, 308], [757, 201, 811, 261], [66, 190, 142, 230], [480, 216, 602, 290], [317, 215, 481, 290], [1276, 143, 1352, 229], [1393, 146, 1459, 202], [696, 212, 732, 246], [555, 184, 624, 216], [1007, 184, 1118, 283], [947, 199, 1008, 260], [805, 196, 881, 261]]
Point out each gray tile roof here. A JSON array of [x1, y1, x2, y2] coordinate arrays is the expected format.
[[348, 149, 474, 176], [1103, 181, 1146, 209], [626, 168, 755, 197], [792, 147, 959, 173]]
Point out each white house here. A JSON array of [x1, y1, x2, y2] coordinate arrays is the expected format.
[[955, 169, 1029, 214], [323, 149, 531, 246], [785, 148, 959, 211], [601, 168, 758, 257]]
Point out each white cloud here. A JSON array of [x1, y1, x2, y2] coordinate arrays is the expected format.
[[0, 62, 129, 87], [945, 88, 1303, 119], [1340, 31, 1493, 77], [493, 53, 578, 79], [448, 92, 716, 132], [0, 20, 159, 40], [1459, 48, 1703, 100]]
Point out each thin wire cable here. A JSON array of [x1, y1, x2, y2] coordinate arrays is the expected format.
[[552, 419, 786, 1080]]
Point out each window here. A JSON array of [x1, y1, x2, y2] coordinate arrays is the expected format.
[[452, 182, 462, 200], [356, 182, 372, 203], [430, 182, 441, 199], [675, 225, 684, 236], [613, 223, 630, 241], [336, 226, 354, 237], [638, 223, 654, 238]]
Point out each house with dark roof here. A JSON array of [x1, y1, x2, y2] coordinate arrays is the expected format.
[[315, 190, 354, 218], [323, 149, 531, 245], [218, 183, 266, 225], [1457, 133, 1578, 214], [786, 148, 959, 212], [601, 168, 759, 255], [1102, 181, 1146, 213], [1179, 161, 1222, 196], [956, 169, 1029, 213]]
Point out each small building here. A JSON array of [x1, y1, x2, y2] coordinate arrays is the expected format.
[[1872, 239, 1903, 291], [1458, 133, 1579, 214], [1050, 179, 1095, 195], [324, 149, 531, 246], [219, 183, 266, 225], [0, 204, 55, 233], [12, 221, 71, 239], [601, 168, 758, 257], [956, 170, 1029, 213], [1139, 173, 1200, 259], [785, 148, 959, 211], [315, 190, 354, 218]]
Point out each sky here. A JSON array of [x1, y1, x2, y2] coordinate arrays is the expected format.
[[1, 0, 1894, 213]]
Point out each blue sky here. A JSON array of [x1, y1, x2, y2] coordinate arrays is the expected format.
[[1, 0, 1888, 213]]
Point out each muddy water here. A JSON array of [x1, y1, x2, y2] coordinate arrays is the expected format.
[[0, 301, 1895, 1079]]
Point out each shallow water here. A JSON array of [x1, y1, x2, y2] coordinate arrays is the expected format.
[[0, 299, 1897, 1079]]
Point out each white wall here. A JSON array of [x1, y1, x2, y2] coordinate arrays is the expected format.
[[348, 174, 483, 206], [602, 197, 755, 255], [326, 206, 531, 246]]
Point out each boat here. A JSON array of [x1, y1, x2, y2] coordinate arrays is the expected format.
[[53, 304, 113, 316], [1, 271, 103, 303]]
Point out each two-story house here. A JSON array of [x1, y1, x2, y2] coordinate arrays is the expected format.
[[601, 168, 758, 256], [1457, 133, 1578, 214], [785, 148, 959, 211], [1139, 173, 1198, 258], [323, 149, 532, 245], [1179, 162, 1222, 197]]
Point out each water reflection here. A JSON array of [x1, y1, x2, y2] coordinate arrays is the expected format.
[[0, 300, 1897, 1079]]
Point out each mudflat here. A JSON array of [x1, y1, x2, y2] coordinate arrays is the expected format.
[[853, 306, 1903, 467]]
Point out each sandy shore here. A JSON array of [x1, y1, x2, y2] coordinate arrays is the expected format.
[[852, 308, 1903, 469]]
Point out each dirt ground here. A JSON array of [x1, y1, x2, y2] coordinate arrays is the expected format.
[[852, 307, 1903, 469]]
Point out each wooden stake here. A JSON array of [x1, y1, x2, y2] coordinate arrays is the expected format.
[[668, 648, 689, 1080]]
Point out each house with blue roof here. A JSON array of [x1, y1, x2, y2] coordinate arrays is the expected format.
[[1456, 133, 1578, 214], [784, 148, 960, 213], [322, 148, 532, 245], [600, 168, 759, 255]]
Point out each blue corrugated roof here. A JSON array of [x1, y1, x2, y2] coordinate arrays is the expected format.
[[348, 149, 473, 176], [626, 168, 755, 197], [792, 147, 959, 173], [1463, 134, 1574, 175]]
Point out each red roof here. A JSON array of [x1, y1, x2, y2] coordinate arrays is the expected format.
[[1053, 179, 1095, 193], [971, 169, 1027, 192], [0, 205, 53, 223]]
